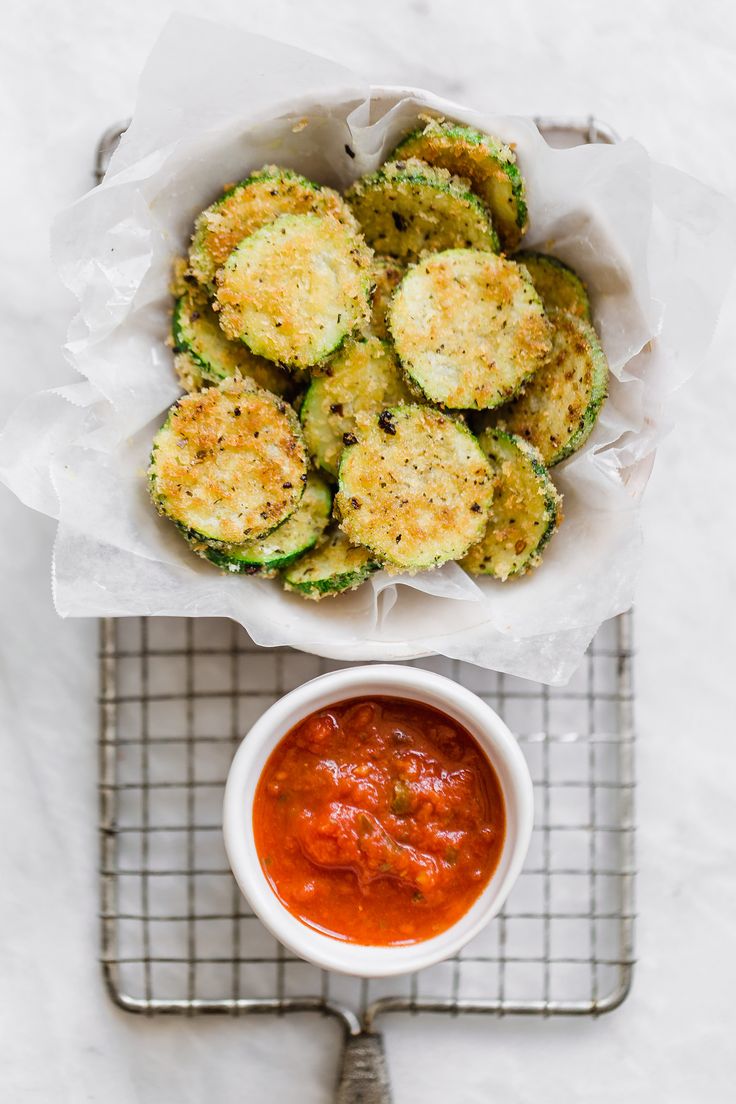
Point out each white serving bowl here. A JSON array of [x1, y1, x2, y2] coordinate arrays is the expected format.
[[223, 664, 533, 977]]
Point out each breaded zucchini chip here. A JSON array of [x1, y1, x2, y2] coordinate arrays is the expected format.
[[345, 159, 499, 261], [300, 336, 413, 477], [282, 526, 379, 599], [188, 470, 332, 574], [149, 382, 308, 544], [173, 284, 293, 396], [461, 429, 561, 579], [189, 166, 358, 289], [495, 309, 608, 466], [335, 404, 494, 571], [389, 249, 553, 410], [391, 118, 528, 250], [215, 213, 372, 370], [369, 255, 405, 339], [514, 252, 591, 321]]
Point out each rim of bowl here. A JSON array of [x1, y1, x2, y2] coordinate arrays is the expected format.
[[223, 663, 533, 977]]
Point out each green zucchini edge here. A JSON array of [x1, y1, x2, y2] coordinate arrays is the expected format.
[[513, 251, 592, 322], [282, 531, 380, 597], [547, 314, 609, 466], [188, 474, 332, 574], [393, 121, 528, 233], [346, 161, 501, 254], [477, 427, 561, 577]]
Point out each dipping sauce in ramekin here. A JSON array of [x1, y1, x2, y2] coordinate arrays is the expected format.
[[223, 664, 532, 977], [253, 696, 506, 945]]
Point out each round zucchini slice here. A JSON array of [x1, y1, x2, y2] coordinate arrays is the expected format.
[[189, 470, 332, 574], [391, 118, 528, 250], [300, 336, 413, 477], [495, 310, 609, 466], [369, 255, 405, 339], [460, 429, 561, 580], [173, 286, 293, 396], [282, 526, 379, 599], [335, 404, 494, 572], [215, 213, 372, 370], [345, 158, 500, 261], [188, 165, 358, 289], [149, 382, 308, 544], [514, 252, 591, 321], [389, 249, 553, 410]]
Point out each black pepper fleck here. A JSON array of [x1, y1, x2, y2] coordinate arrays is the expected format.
[[378, 410, 396, 435]]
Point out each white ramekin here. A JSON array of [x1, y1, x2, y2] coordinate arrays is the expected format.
[[223, 664, 533, 977]]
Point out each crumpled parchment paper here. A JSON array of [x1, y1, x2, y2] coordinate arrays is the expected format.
[[1, 14, 734, 683]]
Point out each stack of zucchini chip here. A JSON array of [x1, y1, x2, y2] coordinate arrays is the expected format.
[[150, 116, 610, 599]]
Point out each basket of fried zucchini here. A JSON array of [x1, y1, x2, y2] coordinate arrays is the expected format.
[[149, 117, 608, 600]]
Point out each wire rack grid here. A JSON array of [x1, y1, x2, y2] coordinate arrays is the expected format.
[[99, 611, 635, 1027], [96, 113, 636, 1097]]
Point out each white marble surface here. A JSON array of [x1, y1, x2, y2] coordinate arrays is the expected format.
[[1, 1, 735, 1101]]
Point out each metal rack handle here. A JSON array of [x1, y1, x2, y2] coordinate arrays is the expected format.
[[336, 1032, 392, 1104]]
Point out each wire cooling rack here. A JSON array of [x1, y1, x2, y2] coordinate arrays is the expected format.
[[99, 612, 635, 1019], [96, 116, 635, 1100]]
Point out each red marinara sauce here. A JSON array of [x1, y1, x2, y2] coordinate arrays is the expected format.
[[252, 696, 506, 945]]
